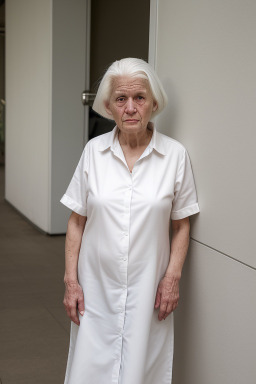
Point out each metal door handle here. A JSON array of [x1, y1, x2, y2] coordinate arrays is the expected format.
[[82, 91, 96, 106]]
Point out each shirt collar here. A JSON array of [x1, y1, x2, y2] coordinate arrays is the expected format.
[[147, 122, 166, 155], [98, 123, 166, 156]]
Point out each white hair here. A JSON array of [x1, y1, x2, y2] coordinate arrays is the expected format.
[[92, 58, 168, 120]]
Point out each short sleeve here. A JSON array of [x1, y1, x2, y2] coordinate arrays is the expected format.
[[171, 149, 200, 220], [60, 143, 89, 216]]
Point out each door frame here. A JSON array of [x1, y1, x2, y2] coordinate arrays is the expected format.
[[83, 0, 91, 146], [83, 0, 158, 145], [148, 0, 158, 70]]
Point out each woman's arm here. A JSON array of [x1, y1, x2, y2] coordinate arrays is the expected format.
[[63, 211, 87, 325], [154, 217, 190, 321]]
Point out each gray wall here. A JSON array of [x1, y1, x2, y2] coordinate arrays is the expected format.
[[153, 0, 256, 383]]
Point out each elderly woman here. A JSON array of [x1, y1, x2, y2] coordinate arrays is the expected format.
[[60, 58, 199, 384]]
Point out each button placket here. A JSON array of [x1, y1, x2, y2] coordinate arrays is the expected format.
[[114, 173, 134, 382]]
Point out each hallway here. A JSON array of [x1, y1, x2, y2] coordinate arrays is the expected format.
[[0, 165, 69, 383]]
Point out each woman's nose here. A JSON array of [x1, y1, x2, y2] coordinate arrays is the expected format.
[[125, 98, 136, 114]]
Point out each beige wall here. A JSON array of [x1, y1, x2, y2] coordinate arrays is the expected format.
[[153, 0, 256, 383]]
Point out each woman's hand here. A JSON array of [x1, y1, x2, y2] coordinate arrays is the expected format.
[[154, 217, 190, 321], [63, 280, 85, 326], [154, 274, 180, 321], [63, 212, 87, 326]]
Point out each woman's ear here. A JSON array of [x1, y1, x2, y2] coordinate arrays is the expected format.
[[152, 101, 158, 112], [104, 101, 113, 116]]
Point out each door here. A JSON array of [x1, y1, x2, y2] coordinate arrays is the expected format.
[[82, 0, 150, 144], [55, 0, 150, 234]]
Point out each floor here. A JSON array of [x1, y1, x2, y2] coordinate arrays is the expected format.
[[0, 165, 70, 383]]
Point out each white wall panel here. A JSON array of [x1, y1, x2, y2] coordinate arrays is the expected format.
[[5, 0, 87, 234], [5, 0, 52, 232], [50, 0, 87, 233], [155, 0, 256, 268], [173, 240, 256, 384]]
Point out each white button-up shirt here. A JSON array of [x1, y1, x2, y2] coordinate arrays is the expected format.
[[60, 125, 199, 384]]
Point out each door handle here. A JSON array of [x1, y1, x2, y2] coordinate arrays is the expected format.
[[82, 91, 96, 106]]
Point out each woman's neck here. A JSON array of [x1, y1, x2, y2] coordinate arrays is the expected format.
[[118, 124, 153, 150]]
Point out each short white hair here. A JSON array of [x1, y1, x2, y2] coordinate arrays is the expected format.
[[92, 58, 168, 120]]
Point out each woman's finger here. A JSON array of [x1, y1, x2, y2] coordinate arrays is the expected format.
[[63, 299, 71, 318], [64, 295, 80, 325], [163, 301, 173, 319], [154, 288, 161, 309], [64, 306, 71, 320], [70, 304, 80, 325], [78, 293, 85, 316], [172, 300, 178, 311], [158, 300, 168, 321]]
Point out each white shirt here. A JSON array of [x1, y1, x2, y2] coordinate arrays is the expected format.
[[60, 125, 200, 384]]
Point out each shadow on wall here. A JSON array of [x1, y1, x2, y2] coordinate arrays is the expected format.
[[156, 77, 180, 138], [0, 99, 5, 164]]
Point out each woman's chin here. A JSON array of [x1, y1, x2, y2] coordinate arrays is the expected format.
[[120, 121, 148, 132]]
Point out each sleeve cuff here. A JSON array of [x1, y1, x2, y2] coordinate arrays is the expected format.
[[171, 202, 200, 220], [60, 194, 87, 216]]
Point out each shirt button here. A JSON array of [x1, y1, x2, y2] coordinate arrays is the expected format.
[[122, 285, 126, 290], [123, 258, 127, 261]]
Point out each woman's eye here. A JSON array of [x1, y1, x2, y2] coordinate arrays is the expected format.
[[136, 96, 145, 103]]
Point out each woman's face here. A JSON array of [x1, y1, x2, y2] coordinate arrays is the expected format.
[[104, 76, 157, 134]]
